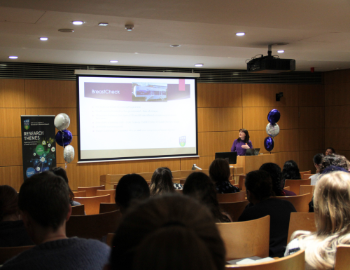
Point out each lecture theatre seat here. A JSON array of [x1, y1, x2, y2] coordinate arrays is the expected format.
[[77, 185, 105, 197], [74, 194, 110, 215], [96, 189, 116, 203], [335, 245, 350, 270], [284, 179, 311, 195], [0, 245, 35, 265], [276, 193, 310, 212], [219, 200, 250, 222], [287, 212, 316, 242], [217, 192, 246, 203]]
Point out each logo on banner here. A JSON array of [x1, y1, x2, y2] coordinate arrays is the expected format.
[[179, 136, 186, 147], [24, 119, 30, 130]]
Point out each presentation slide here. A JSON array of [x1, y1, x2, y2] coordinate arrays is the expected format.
[[77, 76, 198, 161]]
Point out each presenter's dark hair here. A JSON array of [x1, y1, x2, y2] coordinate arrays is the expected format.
[[115, 174, 150, 213], [282, 160, 301, 180], [237, 128, 250, 143], [0, 185, 19, 222], [50, 167, 74, 203], [19, 171, 70, 231], [313, 153, 324, 165], [110, 194, 226, 270], [259, 163, 285, 196], [209, 159, 230, 183], [183, 172, 230, 222], [150, 167, 175, 196], [245, 170, 273, 201]]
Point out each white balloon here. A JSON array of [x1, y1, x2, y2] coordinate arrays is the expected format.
[[54, 113, 70, 131], [63, 145, 75, 163], [266, 123, 280, 137]]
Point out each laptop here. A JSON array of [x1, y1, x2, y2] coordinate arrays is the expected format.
[[245, 148, 260, 156], [215, 152, 237, 164]]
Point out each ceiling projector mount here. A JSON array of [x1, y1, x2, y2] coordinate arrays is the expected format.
[[246, 43, 295, 73]]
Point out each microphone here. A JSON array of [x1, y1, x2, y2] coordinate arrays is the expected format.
[[192, 164, 202, 170]]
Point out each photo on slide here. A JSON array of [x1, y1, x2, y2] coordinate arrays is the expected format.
[[132, 83, 167, 102]]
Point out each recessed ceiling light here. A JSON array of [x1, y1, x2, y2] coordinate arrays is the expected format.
[[277, 50, 284, 53], [195, 63, 203, 67], [110, 60, 118, 63], [9, 56, 18, 59], [135, 52, 139, 54], [125, 24, 134, 31], [72, 21, 84, 25], [170, 44, 181, 48], [236, 32, 245, 36], [98, 22, 109, 26], [39, 37, 48, 41], [58, 29, 74, 33]]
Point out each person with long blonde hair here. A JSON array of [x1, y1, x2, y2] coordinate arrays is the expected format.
[[285, 171, 350, 269]]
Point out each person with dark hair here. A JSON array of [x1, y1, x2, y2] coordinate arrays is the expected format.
[[239, 170, 296, 257], [50, 167, 80, 206], [319, 153, 349, 173], [325, 147, 335, 156], [282, 160, 301, 180], [259, 163, 296, 196], [1, 171, 110, 270], [115, 174, 150, 214], [183, 172, 231, 222], [231, 129, 253, 156], [209, 159, 239, 194], [309, 153, 323, 185], [150, 167, 176, 195], [107, 194, 226, 270], [0, 185, 33, 247]]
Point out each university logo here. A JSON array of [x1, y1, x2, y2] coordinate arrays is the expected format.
[[24, 119, 30, 130], [179, 136, 186, 147]]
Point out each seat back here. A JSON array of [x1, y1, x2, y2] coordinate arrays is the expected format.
[[225, 250, 304, 270], [238, 175, 246, 191], [217, 216, 270, 260], [77, 185, 105, 196], [66, 210, 122, 240], [0, 245, 35, 264], [73, 190, 86, 197], [276, 193, 310, 212], [335, 245, 350, 270], [299, 185, 315, 204], [300, 170, 311, 179], [74, 194, 110, 215], [284, 179, 311, 195], [217, 192, 246, 203], [284, 186, 290, 191], [96, 189, 116, 203], [71, 204, 85, 215], [303, 173, 313, 180], [219, 201, 250, 222], [100, 202, 119, 213], [287, 212, 316, 242], [107, 233, 115, 247], [179, 178, 187, 185]]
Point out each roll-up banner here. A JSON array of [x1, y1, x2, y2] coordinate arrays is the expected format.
[[21, 115, 56, 180]]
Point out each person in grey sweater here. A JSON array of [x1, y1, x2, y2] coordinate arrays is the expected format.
[[1, 171, 110, 270]]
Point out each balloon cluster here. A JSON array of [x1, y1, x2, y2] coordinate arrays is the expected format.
[[54, 113, 74, 164], [264, 109, 281, 152]]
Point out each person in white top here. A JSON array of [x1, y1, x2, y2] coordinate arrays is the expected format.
[[309, 153, 323, 185]]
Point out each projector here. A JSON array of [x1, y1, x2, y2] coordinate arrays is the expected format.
[[247, 45, 296, 73]]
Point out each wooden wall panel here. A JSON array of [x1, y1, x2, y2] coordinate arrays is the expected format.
[[25, 80, 76, 108], [274, 152, 299, 170], [298, 85, 324, 107], [0, 79, 25, 108], [299, 129, 324, 151], [0, 166, 23, 191], [180, 156, 215, 171], [299, 107, 325, 129], [197, 107, 242, 132], [242, 84, 298, 107], [243, 107, 298, 131], [325, 128, 350, 151], [0, 108, 26, 137], [198, 131, 235, 156], [197, 83, 242, 108], [26, 108, 78, 135], [298, 150, 323, 173], [325, 83, 350, 106], [325, 105, 350, 128], [0, 138, 22, 166]]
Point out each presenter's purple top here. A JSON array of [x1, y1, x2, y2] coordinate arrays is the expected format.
[[231, 139, 253, 156]]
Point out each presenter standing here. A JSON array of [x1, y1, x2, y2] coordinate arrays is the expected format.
[[231, 129, 253, 156]]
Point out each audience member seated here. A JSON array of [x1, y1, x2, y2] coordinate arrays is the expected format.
[[50, 167, 80, 206], [115, 174, 150, 214], [260, 163, 296, 196], [285, 171, 350, 269], [150, 167, 176, 196], [209, 159, 239, 194], [282, 160, 301, 180], [325, 147, 335, 156], [238, 170, 296, 257], [183, 172, 231, 222], [106, 194, 226, 270], [0, 185, 33, 247], [309, 153, 323, 185], [1, 171, 110, 270]]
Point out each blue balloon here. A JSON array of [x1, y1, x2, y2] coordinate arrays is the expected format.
[[55, 130, 73, 147], [264, 136, 274, 152], [267, 109, 281, 125]]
